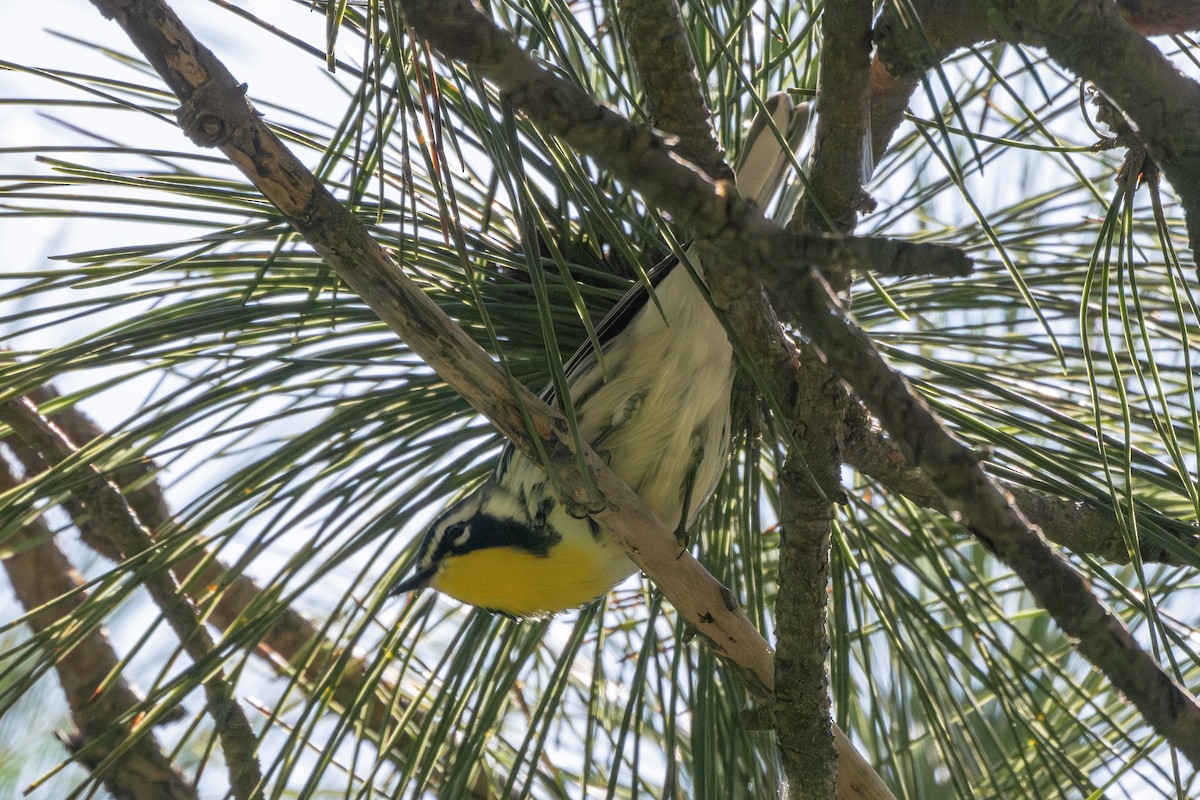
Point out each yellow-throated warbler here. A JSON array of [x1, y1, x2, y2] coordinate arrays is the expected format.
[[392, 94, 809, 616]]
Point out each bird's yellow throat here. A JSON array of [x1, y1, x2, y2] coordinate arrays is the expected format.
[[431, 536, 631, 617]]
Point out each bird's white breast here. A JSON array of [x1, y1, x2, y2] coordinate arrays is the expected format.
[[574, 262, 734, 526]]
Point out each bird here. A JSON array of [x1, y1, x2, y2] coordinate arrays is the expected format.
[[391, 94, 809, 617]]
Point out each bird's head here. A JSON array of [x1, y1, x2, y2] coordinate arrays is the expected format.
[[391, 483, 633, 617]]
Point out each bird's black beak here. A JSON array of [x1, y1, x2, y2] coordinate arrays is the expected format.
[[390, 565, 437, 597]]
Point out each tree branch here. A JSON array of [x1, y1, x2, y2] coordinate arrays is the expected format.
[[615, 1, 897, 795], [870, 0, 994, 165], [86, 0, 783, 722], [612, 1, 870, 795], [839, 399, 1195, 565], [1116, 0, 1200, 35], [616, 0, 731, 182], [87, 0, 1200, 783], [794, 0, 876, 241], [993, 0, 1200, 250], [16, 386, 503, 800], [774, 368, 844, 799], [773, 0, 877, 795], [865, 0, 1199, 564], [871, 0, 1200, 158], [0, 458, 196, 800], [778, 266, 1200, 765]]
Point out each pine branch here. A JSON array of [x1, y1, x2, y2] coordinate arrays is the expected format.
[[395, 0, 1200, 768], [774, 0, 877, 795], [993, 0, 1200, 251], [84, 0, 780, 725], [793, 0, 875, 240], [872, 0, 1200, 252], [616, 0, 732, 182], [17, 387, 504, 800], [839, 399, 1196, 565]]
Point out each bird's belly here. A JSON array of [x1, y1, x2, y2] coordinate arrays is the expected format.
[[574, 268, 735, 528]]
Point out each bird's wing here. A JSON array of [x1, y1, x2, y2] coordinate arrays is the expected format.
[[542, 251, 677, 404]]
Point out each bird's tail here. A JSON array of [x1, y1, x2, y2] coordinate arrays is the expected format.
[[734, 93, 810, 210]]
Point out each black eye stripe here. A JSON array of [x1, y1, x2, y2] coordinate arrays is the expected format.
[[430, 521, 466, 562], [438, 513, 560, 558]]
